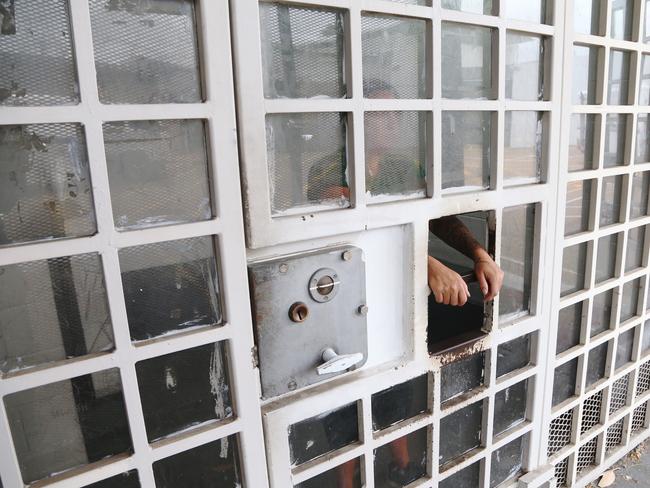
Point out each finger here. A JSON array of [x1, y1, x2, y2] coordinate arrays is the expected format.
[[477, 272, 489, 298], [458, 289, 468, 306], [443, 291, 451, 305], [434, 290, 444, 303], [463, 280, 471, 298], [450, 291, 458, 306]]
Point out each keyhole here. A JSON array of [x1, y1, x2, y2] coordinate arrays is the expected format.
[[289, 302, 309, 323]]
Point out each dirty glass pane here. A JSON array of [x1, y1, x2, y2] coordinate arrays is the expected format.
[[600, 175, 624, 226], [442, 23, 494, 99], [364, 111, 427, 200], [89, 0, 202, 104], [439, 401, 483, 465], [504, 111, 544, 185], [103, 119, 211, 231], [500, 204, 535, 320], [621, 279, 641, 322], [372, 375, 428, 431], [266, 112, 349, 214], [506, 33, 545, 101], [644, 320, 650, 352], [441, 352, 485, 403], [610, 0, 634, 40], [592, 288, 614, 337], [295, 458, 362, 488], [640, 55, 650, 105], [119, 236, 222, 341], [84, 471, 140, 488], [561, 242, 588, 297], [440, 462, 480, 488], [0, 124, 95, 246], [569, 114, 597, 171], [636, 114, 650, 163], [0, 0, 79, 106], [603, 114, 627, 167], [497, 334, 532, 377], [362, 15, 427, 99], [441, 111, 492, 191], [557, 302, 584, 354], [490, 435, 526, 487], [565, 179, 593, 236], [289, 402, 358, 466], [4, 368, 131, 484], [442, 0, 493, 14], [494, 380, 528, 436], [136, 342, 232, 442], [595, 233, 619, 283], [153, 435, 241, 488], [260, 3, 345, 99], [0, 253, 113, 375], [616, 328, 635, 369], [574, 0, 602, 35], [374, 428, 427, 488], [553, 359, 578, 406], [572, 45, 599, 105], [502, 0, 547, 23], [626, 226, 646, 272], [646, 0, 650, 43], [631, 172, 650, 218], [586, 342, 610, 387], [608, 50, 631, 105]]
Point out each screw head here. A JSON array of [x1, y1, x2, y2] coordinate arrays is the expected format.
[[288, 380, 297, 391], [279, 263, 289, 273], [342, 250, 352, 261], [358, 304, 369, 316]]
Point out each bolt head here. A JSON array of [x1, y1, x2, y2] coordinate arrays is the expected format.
[[279, 263, 289, 273], [358, 304, 369, 316], [288, 380, 297, 391], [342, 250, 352, 261]]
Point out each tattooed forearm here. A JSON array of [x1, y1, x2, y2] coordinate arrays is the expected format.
[[429, 216, 486, 261]]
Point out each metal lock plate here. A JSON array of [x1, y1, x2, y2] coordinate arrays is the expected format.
[[249, 246, 367, 399]]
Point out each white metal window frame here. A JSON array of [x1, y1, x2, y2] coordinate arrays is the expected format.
[[0, 1, 269, 487]]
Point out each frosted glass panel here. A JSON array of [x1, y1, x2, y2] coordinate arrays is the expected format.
[[506, 33, 545, 101]]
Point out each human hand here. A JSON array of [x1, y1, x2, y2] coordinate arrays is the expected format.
[[427, 256, 470, 306], [473, 249, 504, 301]]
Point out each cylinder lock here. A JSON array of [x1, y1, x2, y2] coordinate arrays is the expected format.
[[308, 268, 340, 303]]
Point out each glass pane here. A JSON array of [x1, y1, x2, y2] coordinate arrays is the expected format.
[[362, 15, 427, 99], [500, 204, 535, 320], [442, 111, 492, 190], [595, 233, 619, 283], [372, 375, 428, 431], [502, 0, 546, 23], [616, 328, 635, 369], [440, 462, 480, 488], [553, 359, 578, 406], [603, 114, 627, 167], [4, 369, 131, 484], [289, 402, 358, 466], [153, 435, 241, 488], [494, 380, 528, 436], [631, 171, 650, 218], [608, 50, 631, 105], [0, 124, 95, 246], [621, 278, 641, 322], [374, 428, 428, 487], [119, 236, 222, 341], [586, 342, 609, 387], [572, 45, 599, 105], [574, 0, 602, 35], [89, 0, 202, 104], [442, 23, 494, 99], [646, 0, 650, 43], [104, 119, 212, 231], [636, 114, 650, 163], [644, 320, 650, 352], [497, 334, 532, 377], [565, 179, 593, 236], [84, 471, 140, 488], [569, 114, 597, 171], [600, 175, 624, 226], [506, 33, 545, 101], [439, 401, 483, 465], [295, 458, 362, 488], [442, 0, 493, 14], [0, 0, 79, 106], [260, 3, 345, 99], [561, 242, 588, 297], [640, 55, 650, 105], [136, 342, 232, 442], [490, 435, 526, 488], [557, 301, 584, 354], [610, 375, 630, 413], [441, 352, 485, 403], [364, 111, 427, 200], [626, 226, 646, 272], [504, 111, 543, 185], [266, 112, 349, 214], [610, 0, 634, 40], [0, 253, 113, 375], [591, 288, 614, 337]]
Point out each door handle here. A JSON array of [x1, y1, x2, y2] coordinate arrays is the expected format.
[[316, 347, 364, 375]]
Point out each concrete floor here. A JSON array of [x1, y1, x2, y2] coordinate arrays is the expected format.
[[589, 440, 650, 487]]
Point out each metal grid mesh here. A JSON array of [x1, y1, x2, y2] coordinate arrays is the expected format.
[[576, 438, 597, 475], [606, 419, 624, 452], [88, 0, 202, 104], [581, 391, 603, 435], [0, 0, 79, 106], [0, 124, 96, 246], [632, 403, 648, 432], [554, 457, 569, 487], [548, 410, 573, 457], [610, 374, 630, 414], [636, 361, 650, 397]]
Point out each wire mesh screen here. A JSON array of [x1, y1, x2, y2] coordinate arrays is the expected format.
[[554, 457, 569, 487], [549, 410, 573, 457], [0, 124, 96, 246], [631, 403, 648, 432], [581, 390, 603, 434], [610, 374, 630, 414], [265, 112, 349, 214], [0, 0, 79, 106], [576, 437, 597, 475], [88, 0, 202, 104], [606, 419, 624, 451], [259, 3, 346, 99], [636, 360, 650, 396], [103, 119, 212, 231]]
